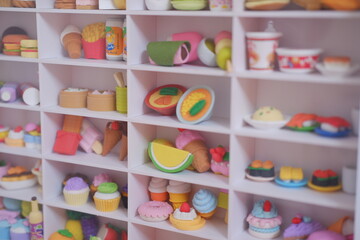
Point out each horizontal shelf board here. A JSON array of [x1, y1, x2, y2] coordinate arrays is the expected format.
[[0, 54, 38, 63], [0, 185, 42, 203], [46, 195, 128, 221], [0, 143, 42, 158], [131, 162, 229, 189], [236, 230, 281, 240], [0, 100, 41, 111], [40, 58, 128, 69], [238, 10, 360, 19], [130, 113, 230, 134], [233, 179, 355, 211], [37, 8, 127, 14], [42, 105, 128, 121], [128, 10, 233, 17], [237, 71, 360, 86], [130, 63, 231, 77], [236, 126, 358, 150], [45, 152, 128, 172], [0, 7, 37, 12], [131, 215, 228, 240]]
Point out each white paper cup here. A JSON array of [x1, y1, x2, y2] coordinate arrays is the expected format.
[[246, 32, 282, 72], [342, 165, 357, 194], [351, 107, 359, 136]]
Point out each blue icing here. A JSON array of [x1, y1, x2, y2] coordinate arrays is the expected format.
[[0, 220, 10, 228], [0, 225, 10, 240], [192, 189, 218, 213], [10, 219, 29, 233], [251, 200, 278, 219], [250, 225, 280, 233], [24, 134, 36, 143]]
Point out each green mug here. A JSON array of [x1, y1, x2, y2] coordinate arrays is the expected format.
[[116, 86, 127, 113]]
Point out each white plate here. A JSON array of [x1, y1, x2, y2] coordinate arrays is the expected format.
[[243, 114, 291, 130], [0, 177, 37, 190], [315, 63, 360, 78]]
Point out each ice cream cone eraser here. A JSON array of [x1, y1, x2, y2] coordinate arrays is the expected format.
[[61, 25, 82, 59]]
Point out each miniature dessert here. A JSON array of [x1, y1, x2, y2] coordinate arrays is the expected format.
[[49, 229, 76, 240], [210, 145, 230, 177], [10, 219, 30, 240], [252, 106, 284, 122], [148, 141, 193, 173], [176, 86, 215, 125], [324, 57, 351, 71], [307, 230, 346, 240], [286, 113, 318, 131], [2, 34, 29, 56], [145, 84, 187, 116], [328, 216, 354, 239], [246, 200, 282, 239], [0, 166, 37, 190], [102, 121, 121, 156], [166, 180, 191, 210], [121, 184, 128, 209], [90, 173, 113, 198], [76, 0, 98, 9], [59, 88, 88, 108], [4, 126, 24, 147], [169, 202, 206, 231], [63, 173, 90, 187], [137, 201, 173, 222], [245, 0, 290, 10], [93, 182, 121, 212], [283, 215, 325, 240], [11, 0, 35, 7], [23, 123, 41, 150], [148, 177, 169, 202], [0, 125, 9, 142], [61, 25, 82, 59], [192, 189, 217, 219], [308, 169, 342, 192], [63, 177, 90, 206], [275, 166, 307, 188], [80, 119, 103, 154], [87, 90, 116, 111], [246, 160, 275, 182], [315, 116, 351, 138], [175, 129, 210, 173], [20, 39, 38, 58]]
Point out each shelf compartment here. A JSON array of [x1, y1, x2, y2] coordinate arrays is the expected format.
[[45, 151, 128, 172], [45, 195, 128, 222], [40, 57, 128, 69], [236, 126, 358, 150], [233, 179, 355, 212], [131, 215, 227, 240], [131, 162, 229, 190], [0, 185, 41, 203]]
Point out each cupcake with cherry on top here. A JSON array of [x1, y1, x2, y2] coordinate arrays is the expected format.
[[169, 202, 206, 231]]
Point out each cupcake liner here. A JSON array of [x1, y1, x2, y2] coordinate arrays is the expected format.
[[94, 197, 120, 212], [198, 209, 216, 219], [63, 189, 89, 206]]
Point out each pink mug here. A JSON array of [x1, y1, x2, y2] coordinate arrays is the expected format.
[[171, 32, 202, 63]]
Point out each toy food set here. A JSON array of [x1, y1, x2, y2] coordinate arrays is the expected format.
[[170, 32, 202, 63], [19, 82, 40, 106], [105, 19, 124, 61], [12, 0, 35, 7], [138, 201, 173, 222], [76, 0, 99, 9], [82, 22, 106, 59], [145, 0, 172, 10], [0, 82, 20, 103], [197, 38, 217, 67], [246, 200, 282, 239], [192, 189, 217, 219], [90, 173, 113, 199], [214, 31, 232, 71], [246, 160, 275, 182], [327, 216, 354, 239], [308, 169, 342, 192], [286, 113, 317, 131], [283, 214, 325, 240], [148, 177, 169, 202], [147, 41, 191, 66], [245, 0, 290, 10], [61, 25, 82, 59], [29, 196, 44, 240], [93, 182, 121, 212], [276, 48, 323, 73], [87, 90, 116, 111], [167, 180, 191, 209], [246, 21, 282, 72], [209, 0, 232, 10], [114, 72, 128, 114], [55, 0, 76, 9], [63, 177, 90, 206], [145, 84, 187, 116], [176, 85, 215, 125], [169, 202, 206, 230], [171, 0, 208, 10], [10, 219, 30, 240], [20, 39, 38, 58], [2, 33, 30, 56], [316, 56, 360, 77], [96, 223, 128, 240], [275, 166, 307, 188], [79, 118, 103, 154], [59, 88, 88, 108], [315, 116, 351, 138], [23, 122, 41, 150], [4, 126, 25, 147], [0, 166, 37, 190], [244, 106, 290, 130], [210, 145, 229, 177]]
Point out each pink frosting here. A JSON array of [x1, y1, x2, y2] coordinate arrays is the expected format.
[[247, 214, 282, 228], [64, 177, 88, 191], [175, 130, 205, 150], [138, 201, 173, 218], [211, 160, 229, 176], [307, 230, 345, 240], [92, 173, 112, 187], [0, 210, 20, 224], [76, 0, 98, 5]]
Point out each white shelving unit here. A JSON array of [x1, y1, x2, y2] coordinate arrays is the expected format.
[[0, 0, 359, 239]]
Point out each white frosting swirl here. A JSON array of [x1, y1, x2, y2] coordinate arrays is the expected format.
[[166, 180, 191, 194], [173, 208, 197, 220]]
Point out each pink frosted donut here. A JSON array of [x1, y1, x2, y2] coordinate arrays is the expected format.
[[138, 201, 173, 222]]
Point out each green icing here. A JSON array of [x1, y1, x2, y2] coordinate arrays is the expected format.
[[58, 229, 73, 238], [98, 182, 118, 193], [189, 99, 206, 116], [160, 87, 178, 96]]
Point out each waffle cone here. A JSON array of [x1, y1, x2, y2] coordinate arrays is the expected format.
[[119, 135, 127, 161], [169, 192, 189, 209], [150, 191, 168, 202], [63, 32, 82, 59], [198, 209, 216, 219], [183, 140, 210, 173], [102, 128, 121, 156]]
